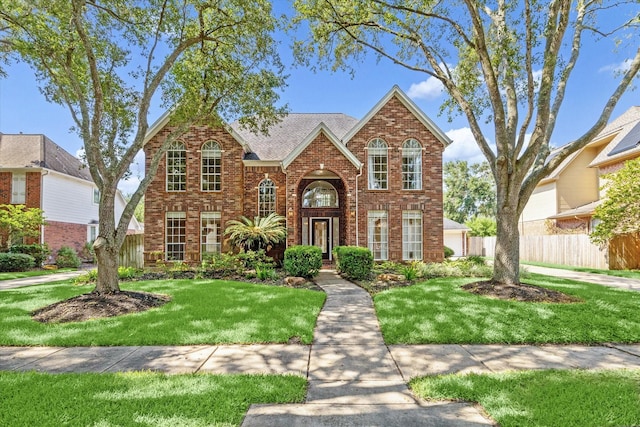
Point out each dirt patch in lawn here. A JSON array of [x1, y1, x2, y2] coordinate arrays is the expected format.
[[462, 281, 582, 303], [32, 291, 171, 323]]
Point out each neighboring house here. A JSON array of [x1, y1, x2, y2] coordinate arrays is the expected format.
[[143, 86, 451, 265], [520, 106, 640, 235], [443, 218, 470, 257], [0, 133, 143, 260]]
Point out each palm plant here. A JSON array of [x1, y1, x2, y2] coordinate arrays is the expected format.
[[224, 213, 286, 252]]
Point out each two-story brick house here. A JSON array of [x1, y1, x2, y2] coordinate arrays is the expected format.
[[143, 86, 451, 265]]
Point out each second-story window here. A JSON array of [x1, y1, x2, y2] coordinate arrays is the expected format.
[[11, 172, 26, 204], [201, 141, 221, 191], [368, 138, 388, 190], [166, 141, 186, 192], [402, 139, 422, 190], [258, 178, 276, 217]]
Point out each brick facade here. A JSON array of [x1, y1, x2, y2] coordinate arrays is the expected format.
[[43, 220, 87, 258], [144, 89, 447, 266], [0, 171, 43, 247]]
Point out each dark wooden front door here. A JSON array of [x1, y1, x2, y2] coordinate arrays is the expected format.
[[311, 218, 331, 259]]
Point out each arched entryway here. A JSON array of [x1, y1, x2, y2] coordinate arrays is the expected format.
[[297, 172, 346, 260]]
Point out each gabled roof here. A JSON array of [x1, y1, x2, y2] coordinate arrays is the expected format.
[[444, 218, 470, 231], [0, 133, 92, 181], [232, 113, 357, 161], [538, 147, 582, 184], [589, 106, 640, 167], [548, 200, 601, 219], [281, 123, 362, 170], [342, 85, 452, 146]]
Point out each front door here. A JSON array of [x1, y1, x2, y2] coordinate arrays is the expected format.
[[311, 218, 331, 259]]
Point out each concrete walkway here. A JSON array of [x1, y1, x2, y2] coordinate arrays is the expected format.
[[2, 268, 640, 425], [523, 264, 640, 291], [0, 269, 88, 290]]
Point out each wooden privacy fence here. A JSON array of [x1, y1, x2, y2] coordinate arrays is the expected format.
[[119, 234, 144, 269], [468, 234, 608, 269]]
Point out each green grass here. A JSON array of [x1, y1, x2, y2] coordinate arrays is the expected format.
[[375, 274, 640, 344], [0, 371, 306, 427], [0, 279, 325, 346], [522, 261, 640, 279], [0, 268, 75, 281], [411, 369, 640, 427]]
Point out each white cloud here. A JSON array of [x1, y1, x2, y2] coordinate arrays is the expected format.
[[599, 59, 632, 74], [443, 127, 495, 164], [407, 77, 445, 100]]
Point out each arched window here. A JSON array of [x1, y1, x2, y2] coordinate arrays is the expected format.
[[368, 138, 388, 190], [201, 141, 221, 191], [258, 178, 276, 217], [402, 139, 422, 190], [302, 181, 339, 208], [166, 141, 186, 192]]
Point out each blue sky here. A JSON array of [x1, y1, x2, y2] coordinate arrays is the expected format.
[[0, 4, 638, 194]]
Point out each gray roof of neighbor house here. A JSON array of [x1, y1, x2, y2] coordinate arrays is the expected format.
[[231, 113, 359, 161], [0, 133, 92, 181], [589, 106, 640, 167], [444, 218, 470, 230]]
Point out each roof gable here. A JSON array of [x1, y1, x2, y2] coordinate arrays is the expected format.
[[282, 123, 362, 170], [342, 85, 452, 146], [589, 106, 640, 167]]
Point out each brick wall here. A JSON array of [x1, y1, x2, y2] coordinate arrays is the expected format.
[[43, 220, 87, 260], [346, 96, 445, 261]]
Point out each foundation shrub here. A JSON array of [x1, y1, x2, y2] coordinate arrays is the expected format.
[[335, 246, 373, 281], [284, 245, 322, 278], [0, 253, 35, 272], [9, 244, 50, 267], [55, 246, 81, 268]]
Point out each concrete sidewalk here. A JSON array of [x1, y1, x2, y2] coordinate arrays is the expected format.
[[0, 269, 88, 290]]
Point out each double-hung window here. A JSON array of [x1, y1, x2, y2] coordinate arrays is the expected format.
[[402, 139, 422, 190], [11, 173, 26, 204], [368, 139, 388, 190], [166, 212, 186, 260], [367, 211, 388, 260], [402, 211, 423, 260], [166, 142, 186, 191], [201, 141, 221, 191]]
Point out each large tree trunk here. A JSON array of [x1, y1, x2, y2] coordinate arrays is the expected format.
[[493, 208, 521, 285], [92, 191, 121, 294]]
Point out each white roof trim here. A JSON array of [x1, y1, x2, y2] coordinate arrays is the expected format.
[[242, 160, 281, 167], [282, 123, 362, 170], [143, 109, 250, 152], [342, 85, 452, 146]]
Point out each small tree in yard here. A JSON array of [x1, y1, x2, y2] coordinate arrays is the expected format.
[[590, 158, 640, 246], [0, 205, 46, 251], [294, 0, 640, 286], [225, 213, 287, 252], [0, 1, 286, 294]]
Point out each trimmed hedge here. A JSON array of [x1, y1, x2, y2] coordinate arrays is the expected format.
[[444, 246, 454, 258], [56, 246, 81, 268], [283, 245, 322, 278], [10, 244, 50, 267], [334, 246, 373, 280], [0, 253, 35, 272]]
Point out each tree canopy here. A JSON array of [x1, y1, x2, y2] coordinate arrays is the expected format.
[[294, 0, 640, 285], [0, 0, 286, 293], [444, 160, 496, 223], [591, 157, 640, 245]]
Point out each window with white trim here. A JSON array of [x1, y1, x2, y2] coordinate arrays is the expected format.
[[88, 225, 98, 243], [302, 181, 338, 208], [166, 142, 186, 191], [93, 188, 100, 204], [201, 212, 221, 257], [11, 173, 26, 204], [402, 211, 423, 260], [258, 178, 276, 217], [368, 211, 388, 260], [368, 138, 388, 190], [166, 212, 186, 260], [201, 141, 221, 191], [402, 139, 422, 190]]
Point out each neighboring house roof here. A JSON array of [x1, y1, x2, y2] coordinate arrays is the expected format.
[[539, 147, 582, 184], [548, 200, 601, 220], [589, 106, 640, 168], [232, 113, 358, 161], [443, 218, 470, 231], [0, 133, 92, 181]]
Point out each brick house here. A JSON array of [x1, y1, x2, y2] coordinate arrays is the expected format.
[[143, 86, 451, 265], [0, 133, 142, 260]]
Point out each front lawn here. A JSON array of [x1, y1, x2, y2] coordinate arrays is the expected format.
[[0, 279, 325, 346], [375, 274, 640, 344], [0, 371, 306, 427], [411, 369, 640, 427]]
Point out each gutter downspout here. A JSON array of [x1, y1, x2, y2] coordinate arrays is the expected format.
[[40, 170, 49, 246], [354, 165, 363, 246]]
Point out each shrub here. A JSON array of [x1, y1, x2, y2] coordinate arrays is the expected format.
[[118, 266, 141, 280], [0, 252, 35, 272], [199, 252, 245, 278], [55, 246, 81, 268], [74, 269, 98, 285], [335, 246, 373, 281], [9, 244, 50, 266], [236, 249, 274, 270], [256, 264, 278, 281], [400, 262, 418, 281], [444, 246, 454, 259], [284, 245, 322, 278]]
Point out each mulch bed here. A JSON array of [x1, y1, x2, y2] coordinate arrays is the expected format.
[[32, 291, 171, 324], [461, 280, 583, 303]]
